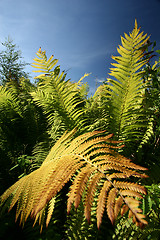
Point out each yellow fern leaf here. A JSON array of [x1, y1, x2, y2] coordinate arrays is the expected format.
[[67, 166, 93, 212], [84, 172, 103, 223], [97, 181, 112, 229], [106, 188, 117, 224], [33, 155, 84, 216], [114, 181, 147, 195], [0, 130, 148, 229], [46, 197, 56, 227], [121, 204, 129, 216], [114, 196, 123, 219], [120, 190, 143, 199], [124, 197, 147, 226]]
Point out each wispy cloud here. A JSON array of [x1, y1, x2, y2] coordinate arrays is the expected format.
[[95, 77, 106, 83], [59, 47, 112, 70]]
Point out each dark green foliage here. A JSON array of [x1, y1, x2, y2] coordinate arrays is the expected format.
[[0, 83, 49, 190], [134, 46, 160, 180], [112, 184, 160, 240], [65, 199, 114, 240]]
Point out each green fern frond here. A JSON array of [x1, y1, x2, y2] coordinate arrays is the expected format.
[[138, 116, 154, 149], [105, 20, 151, 143], [0, 86, 22, 116], [85, 85, 110, 132], [1, 130, 148, 230], [32, 47, 58, 74], [31, 49, 86, 138]]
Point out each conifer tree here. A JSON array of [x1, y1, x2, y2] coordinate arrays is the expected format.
[[0, 37, 28, 86]]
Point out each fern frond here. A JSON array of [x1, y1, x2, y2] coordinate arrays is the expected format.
[[0, 86, 22, 116], [107, 188, 117, 224], [31, 49, 87, 140], [84, 172, 103, 223], [32, 48, 58, 74], [0, 130, 148, 229], [97, 181, 112, 229], [46, 197, 56, 227], [114, 181, 146, 194], [114, 196, 124, 220], [105, 20, 151, 144], [138, 116, 154, 149]]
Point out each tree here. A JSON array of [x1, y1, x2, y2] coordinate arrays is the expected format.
[[0, 37, 29, 86]]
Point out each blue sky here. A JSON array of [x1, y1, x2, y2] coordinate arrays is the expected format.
[[0, 0, 160, 94]]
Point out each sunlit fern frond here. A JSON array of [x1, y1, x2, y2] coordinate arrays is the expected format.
[[104, 20, 151, 143], [85, 85, 110, 132], [0, 86, 22, 115], [32, 47, 59, 75], [31, 49, 87, 137], [1, 129, 148, 230], [138, 116, 154, 150]]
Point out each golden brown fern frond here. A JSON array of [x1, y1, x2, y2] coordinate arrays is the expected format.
[[0, 130, 148, 229]]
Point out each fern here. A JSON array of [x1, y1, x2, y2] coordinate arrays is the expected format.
[[0, 130, 148, 230], [65, 200, 96, 240], [31, 48, 87, 141], [0, 85, 22, 116], [85, 85, 109, 132], [97, 20, 151, 146]]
